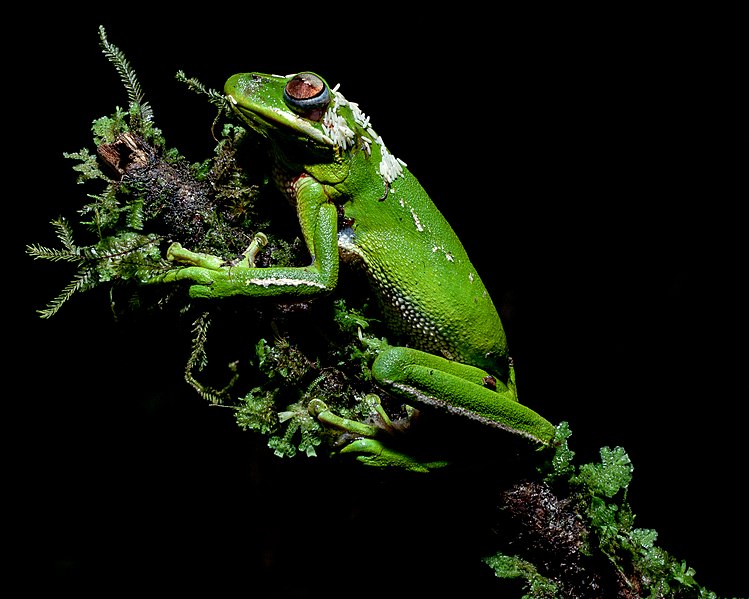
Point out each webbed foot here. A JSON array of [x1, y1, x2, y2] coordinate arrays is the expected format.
[[308, 396, 449, 473]]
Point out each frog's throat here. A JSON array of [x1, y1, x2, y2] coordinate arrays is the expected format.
[[228, 99, 330, 146]]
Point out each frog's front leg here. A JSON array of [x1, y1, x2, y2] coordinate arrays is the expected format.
[[148, 198, 340, 300], [372, 346, 556, 445]]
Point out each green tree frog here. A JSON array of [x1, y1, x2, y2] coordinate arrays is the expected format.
[[156, 71, 556, 466]]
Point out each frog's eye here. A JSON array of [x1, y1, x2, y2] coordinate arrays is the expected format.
[[283, 72, 330, 121]]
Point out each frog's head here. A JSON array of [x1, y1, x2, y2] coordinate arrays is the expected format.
[[225, 71, 405, 185], [225, 72, 344, 157]]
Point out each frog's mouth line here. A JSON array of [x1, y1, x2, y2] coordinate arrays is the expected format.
[[227, 95, 333, 148]]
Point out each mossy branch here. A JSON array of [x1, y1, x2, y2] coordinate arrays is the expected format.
[[29, 28, 728, 598], [483, 430, 723, 597]]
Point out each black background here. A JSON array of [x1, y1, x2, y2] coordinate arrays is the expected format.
[[10, 10, 746, 597]]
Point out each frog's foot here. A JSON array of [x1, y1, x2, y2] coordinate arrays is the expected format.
[[307, 394, 393, 437], [166, 242, 226, 270], [308, 397, 447, 472], [338, 439, 449, 473], [143, 240, 268, 299], [223, 233, 269, 268], [139, 243, 228, 295], [161, 235, 267, 276]]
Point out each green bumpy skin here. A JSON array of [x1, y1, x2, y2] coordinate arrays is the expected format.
[[155, 71, 556, 458]]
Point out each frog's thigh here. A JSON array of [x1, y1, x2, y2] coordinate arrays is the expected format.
[[373, 346, 491, 389], [372, 346, 518, 422]]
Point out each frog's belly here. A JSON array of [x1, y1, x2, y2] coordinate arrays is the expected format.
[[338, 229, 507, 371]]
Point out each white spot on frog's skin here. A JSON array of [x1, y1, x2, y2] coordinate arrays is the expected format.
[[431, 244, 455, 262], [469, 272, 475, 283], [410, 207, 424, 232], [247, 278, 326, 289]]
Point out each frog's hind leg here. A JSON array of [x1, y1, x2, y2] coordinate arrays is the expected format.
[[371, 346, 556, 445]]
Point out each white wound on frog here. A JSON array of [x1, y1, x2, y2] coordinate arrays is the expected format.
[[247, 277, 327, 289]]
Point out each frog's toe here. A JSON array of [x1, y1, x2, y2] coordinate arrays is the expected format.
[[339, 439, 434, 472], [339, 438, 385, 457], [187, 280, 217, 298]]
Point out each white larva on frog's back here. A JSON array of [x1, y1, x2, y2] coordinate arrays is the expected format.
[[321, 96, 356, 149], [377, 136, 405, 184], [321, 87, 405, 184]]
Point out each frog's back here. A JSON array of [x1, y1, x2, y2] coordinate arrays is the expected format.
[[343, 170, 509, 375]]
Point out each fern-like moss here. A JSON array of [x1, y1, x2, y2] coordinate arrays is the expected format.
[[176, 69, 232, 112], [98, 25, 153, 128]]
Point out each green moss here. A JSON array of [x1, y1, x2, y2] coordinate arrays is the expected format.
[[483, 554, 559, 598], [485, 429, 721, 597], [573, 446, 633, 498]]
